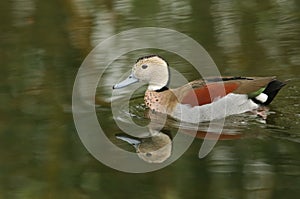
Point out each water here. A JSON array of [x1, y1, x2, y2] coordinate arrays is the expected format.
[[1, 0, 300, 198]]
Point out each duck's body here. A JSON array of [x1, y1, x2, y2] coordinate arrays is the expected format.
[[113, 55, 286, 123]]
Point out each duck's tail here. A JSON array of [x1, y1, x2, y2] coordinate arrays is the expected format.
[[253, 80, 287, 105]]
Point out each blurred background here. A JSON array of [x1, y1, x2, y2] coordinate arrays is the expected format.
[[1, 0, 300, 198]]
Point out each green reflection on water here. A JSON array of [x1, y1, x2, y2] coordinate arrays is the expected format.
[[1, 0, 300, 198]]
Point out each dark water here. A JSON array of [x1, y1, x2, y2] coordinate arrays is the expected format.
[[1, 0, 300, 198]]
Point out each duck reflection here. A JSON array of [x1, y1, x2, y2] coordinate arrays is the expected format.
[[116, 126, 245, 164], [116, 129, 172, 163], [116, 105, 251, 164]]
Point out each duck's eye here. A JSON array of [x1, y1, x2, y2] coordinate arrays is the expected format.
[[146, 152, 152, 157], [141, 64, 148, 69]]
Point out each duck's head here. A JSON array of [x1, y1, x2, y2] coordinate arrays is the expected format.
[[113, 55, 169, 91], [116, 130, 172, 163]]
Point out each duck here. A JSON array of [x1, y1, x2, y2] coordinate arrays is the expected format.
[[113, 55, 286, 123]]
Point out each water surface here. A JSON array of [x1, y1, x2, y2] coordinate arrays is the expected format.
[[1, 0, 300, 198]]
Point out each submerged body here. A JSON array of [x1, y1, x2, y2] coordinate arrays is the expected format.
[[113, 55, 286, 123]]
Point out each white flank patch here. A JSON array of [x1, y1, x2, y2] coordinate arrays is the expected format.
[[255, 93, 268, 103], [172, 93, 259, 123]]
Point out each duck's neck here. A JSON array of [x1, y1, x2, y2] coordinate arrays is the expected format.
[[148, 85, 165, 91], [147, 73, 170, 91], [154, 86, 169, 92], [147, 82, 169, 91]]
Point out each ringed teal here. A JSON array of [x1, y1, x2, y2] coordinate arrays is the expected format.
[[113, 55, 286, 123]]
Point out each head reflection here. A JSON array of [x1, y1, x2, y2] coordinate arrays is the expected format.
[[116, 128, 172, 163]]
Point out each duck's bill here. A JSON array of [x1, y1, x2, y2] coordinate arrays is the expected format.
[[113, 73, 139, 89], [116, 134, 141, 149]]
